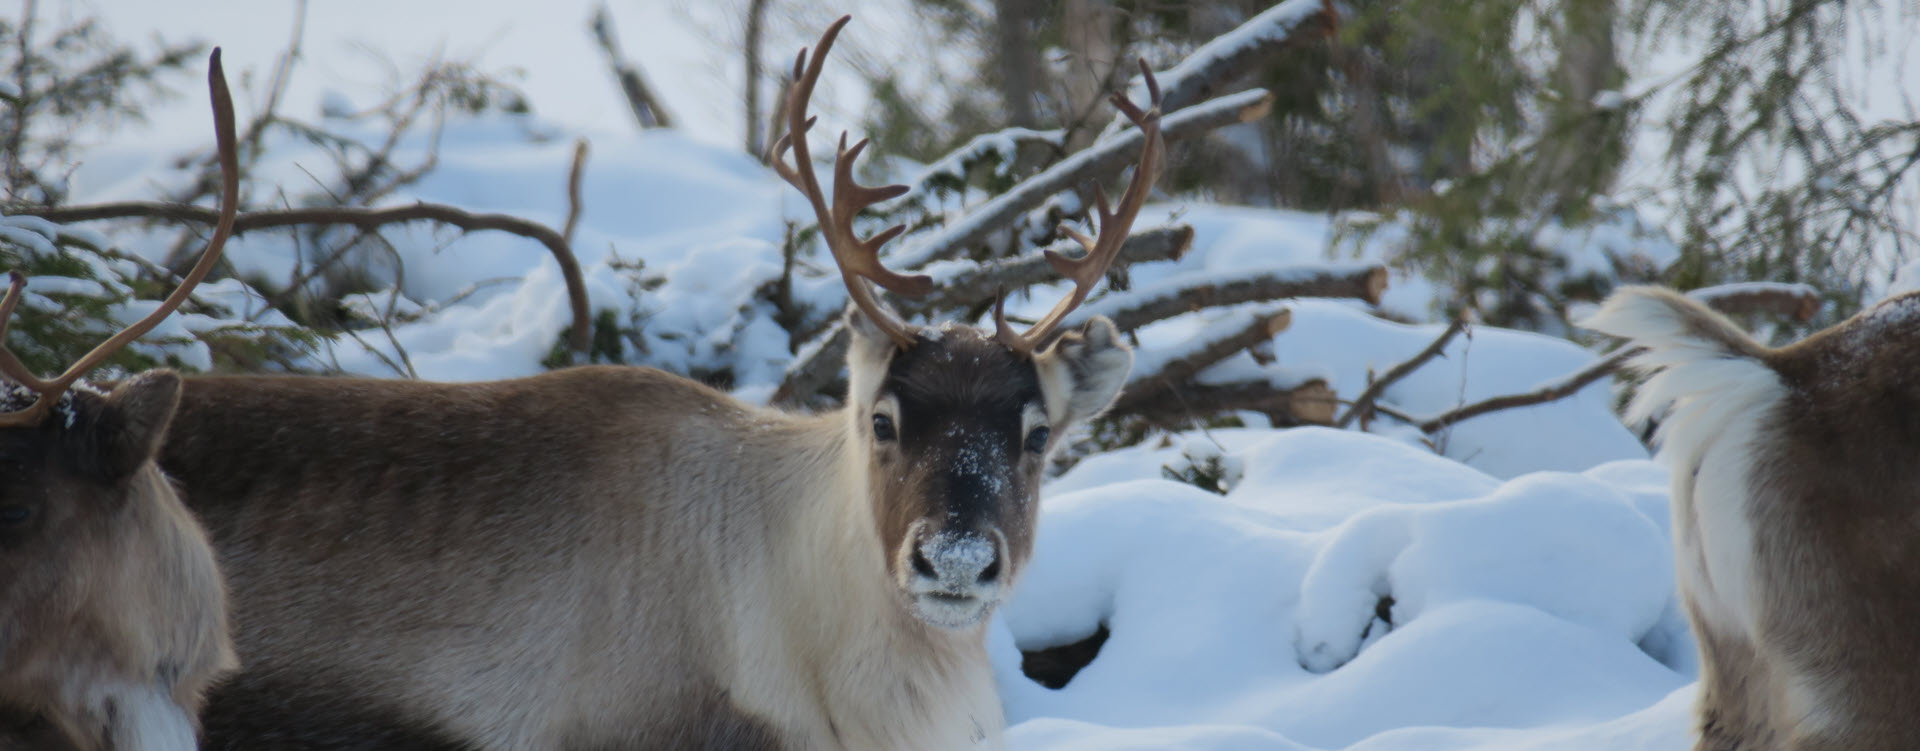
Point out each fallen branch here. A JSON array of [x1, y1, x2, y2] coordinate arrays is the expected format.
[[889, 88, 1274, 269], [1335, 316, 1467, 428], [770, 323, 850, 407], [16, 201, 594, 362], [1109, 377, 1339, 428], [912, 225, 1193, 314], [1066, 264, 1387, 332], [1111, 307, 1292, 414]]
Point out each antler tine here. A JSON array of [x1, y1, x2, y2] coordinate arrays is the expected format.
[[995, 63, 1165, 356], [767, 16, 929, 349], [0, 48, 238, 429]]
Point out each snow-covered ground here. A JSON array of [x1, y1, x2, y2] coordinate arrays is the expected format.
[[16, 92, 1712, 747]]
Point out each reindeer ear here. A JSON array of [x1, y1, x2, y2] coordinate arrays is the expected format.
[[92, 370, 183, 481], [1035, 316, 1132, 426]]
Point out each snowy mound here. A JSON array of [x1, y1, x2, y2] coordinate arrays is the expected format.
[[992, 429, 1698, 750]]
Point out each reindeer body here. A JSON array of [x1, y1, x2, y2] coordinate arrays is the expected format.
[[173, 314, 1127, 750], [1587, 287, 1920, 750]]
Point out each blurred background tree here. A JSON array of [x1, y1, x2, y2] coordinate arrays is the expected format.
[[823, 0, 1916, 333]]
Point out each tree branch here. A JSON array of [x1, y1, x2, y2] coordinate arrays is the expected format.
[[888, 88, 1275, 269], [1335, 316, 1467, 428], [1125, 0, 1338, 119], [1415, 347, 1634, 434], [15, 200, 594, 362]]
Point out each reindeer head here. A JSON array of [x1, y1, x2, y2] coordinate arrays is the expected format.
[[772, 18, 1156, 628], [0, 49, 239, 749]]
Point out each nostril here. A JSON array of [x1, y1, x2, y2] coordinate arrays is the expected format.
[[911, 547, 937, 579], [978, 555, 1001, 584]]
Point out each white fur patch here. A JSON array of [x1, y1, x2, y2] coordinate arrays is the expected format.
[[85, 680, 198, 751], [1584, 289, 1784, 641]]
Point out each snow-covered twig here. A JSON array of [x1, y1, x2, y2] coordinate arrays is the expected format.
[[1335, 316, 1468, 428], [1111, 306, 1292, 415], [1067, 263, 1387, 332], [889, 88, 1275, 269], [15, 200, 594, 363]]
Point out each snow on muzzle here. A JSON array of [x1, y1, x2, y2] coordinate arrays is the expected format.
[[899, 520, 1009, 628]]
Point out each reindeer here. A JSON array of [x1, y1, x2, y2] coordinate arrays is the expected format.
[[0, 50, 239, 751], [1585, 286, 1920, 750], [166, 18, 1154, 750]]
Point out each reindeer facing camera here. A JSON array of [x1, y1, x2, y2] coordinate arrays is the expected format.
[[0, 50, 239, 751]]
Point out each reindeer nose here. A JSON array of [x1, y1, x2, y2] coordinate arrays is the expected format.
[[910, 528, 1004, 588]]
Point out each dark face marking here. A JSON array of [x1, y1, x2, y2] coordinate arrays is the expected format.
[[865, 328, 1049, 627]]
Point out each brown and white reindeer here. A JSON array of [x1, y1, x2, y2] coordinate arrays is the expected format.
[[0, 50, 240, 751], [168, 17, 1155, 751], [1585, 286, 1920, 750]]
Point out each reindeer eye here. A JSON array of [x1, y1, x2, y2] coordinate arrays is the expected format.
[[0, 504, 31, 527], [872, 414, 897, 442], [1025, 425, 1051, 454]]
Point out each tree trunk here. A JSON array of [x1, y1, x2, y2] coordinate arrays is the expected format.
[[993, 0, 1042, 129]]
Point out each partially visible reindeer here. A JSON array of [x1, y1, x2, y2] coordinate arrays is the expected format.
[[0, 50, 240, 751], [168, 17, 1153, 751], [1586, 287, 1920, 750]]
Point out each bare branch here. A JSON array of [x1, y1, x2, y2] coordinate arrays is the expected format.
[[14, 200, 594, 363], [1067, 264, 1386, 332], [889, 88, 1275, 269], [591, 4, 674, 128], [1415, 347, 1634, 434], [1335, 316, 1468, 428]]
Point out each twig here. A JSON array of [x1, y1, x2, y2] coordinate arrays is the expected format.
[[1415, 347, 1634, 433], [591, 4, 674, 129], [888, 88, 1275, 269], [15, 201, 594, 363], [1335, 316, 1468, 428]]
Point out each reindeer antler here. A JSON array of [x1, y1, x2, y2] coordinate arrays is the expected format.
[[994, 61, 1165, 356], [0, 48, 238, 428], [769, 16, 930, 349]]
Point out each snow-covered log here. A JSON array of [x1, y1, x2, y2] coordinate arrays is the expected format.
[[1066, 263, 1387, 332], [1111, 305, 1293, 415], [888, 89, 1274, 270], [1120, 0, 1338, 121], [912, 225, 1194, 314]]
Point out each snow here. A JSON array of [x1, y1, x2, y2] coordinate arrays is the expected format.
[[998, 428, 1692, 750]]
